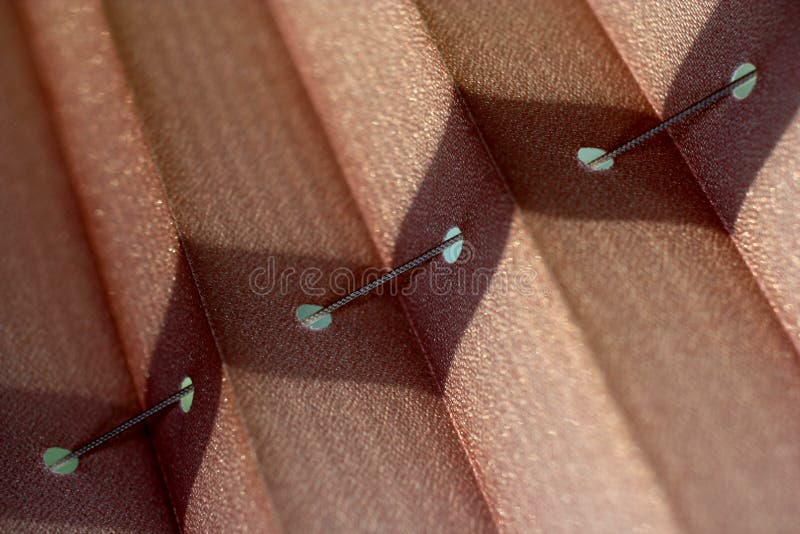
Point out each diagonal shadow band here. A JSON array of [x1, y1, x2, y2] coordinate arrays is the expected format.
[[613, 0, 800, 230], [143, 1, 797, 524], [13, 0, 795, 530]]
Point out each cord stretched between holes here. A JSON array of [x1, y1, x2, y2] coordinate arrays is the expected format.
[[301, 233, 464, 326], [588, 69, 757, 167], [49, 384, 194, 471]]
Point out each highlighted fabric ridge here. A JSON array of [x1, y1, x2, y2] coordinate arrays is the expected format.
[[443, 227, 463, 263], [44, 447, 78, 474], [731, 63, 757, 100], [180, 377, 194, 413], [296, 304, 332, 330], [578, 147, 613, 170]]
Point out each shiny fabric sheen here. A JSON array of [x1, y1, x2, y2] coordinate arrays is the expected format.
[[416, 1, 800, 532], [2, 0, 798, 532], [268, 0, 683, 532], [103, 0, 495, 532], [588, 0, 800, 352], [0, 3, 176, 531], [19, 1, 281, 531]]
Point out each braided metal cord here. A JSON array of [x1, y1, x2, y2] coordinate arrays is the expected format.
[[301, 233, 464, 326], [588, 69, 757, 167], [49, 384, 194, 471]]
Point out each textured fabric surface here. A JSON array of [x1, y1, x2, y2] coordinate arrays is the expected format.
[[414, 1, 800, 532], [588, 0, 800, 352], [267, 1, 685, 532], [0, 3, 175, 531], [103, 0, 495, 531], [3, 0, 799, 532], [19, 1, 280, 531]]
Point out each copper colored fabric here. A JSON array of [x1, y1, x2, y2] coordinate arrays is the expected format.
[[0, 3, 175, 531], [587, 0, 800, 352], [267, 1, 682, 532], [2, 0, 799, 532], [18, 1, 280, 530], [102, 0, 494, 532], [413, 1, 800, 532]]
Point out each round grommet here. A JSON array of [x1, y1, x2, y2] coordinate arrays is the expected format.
[[44, 447, 79, 474], [578, 147, 613, 170], [296, 304, 332, 330], [180, 376, 194, 413], [731, 63, 757, 100], [442, 227, 463, 264]]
